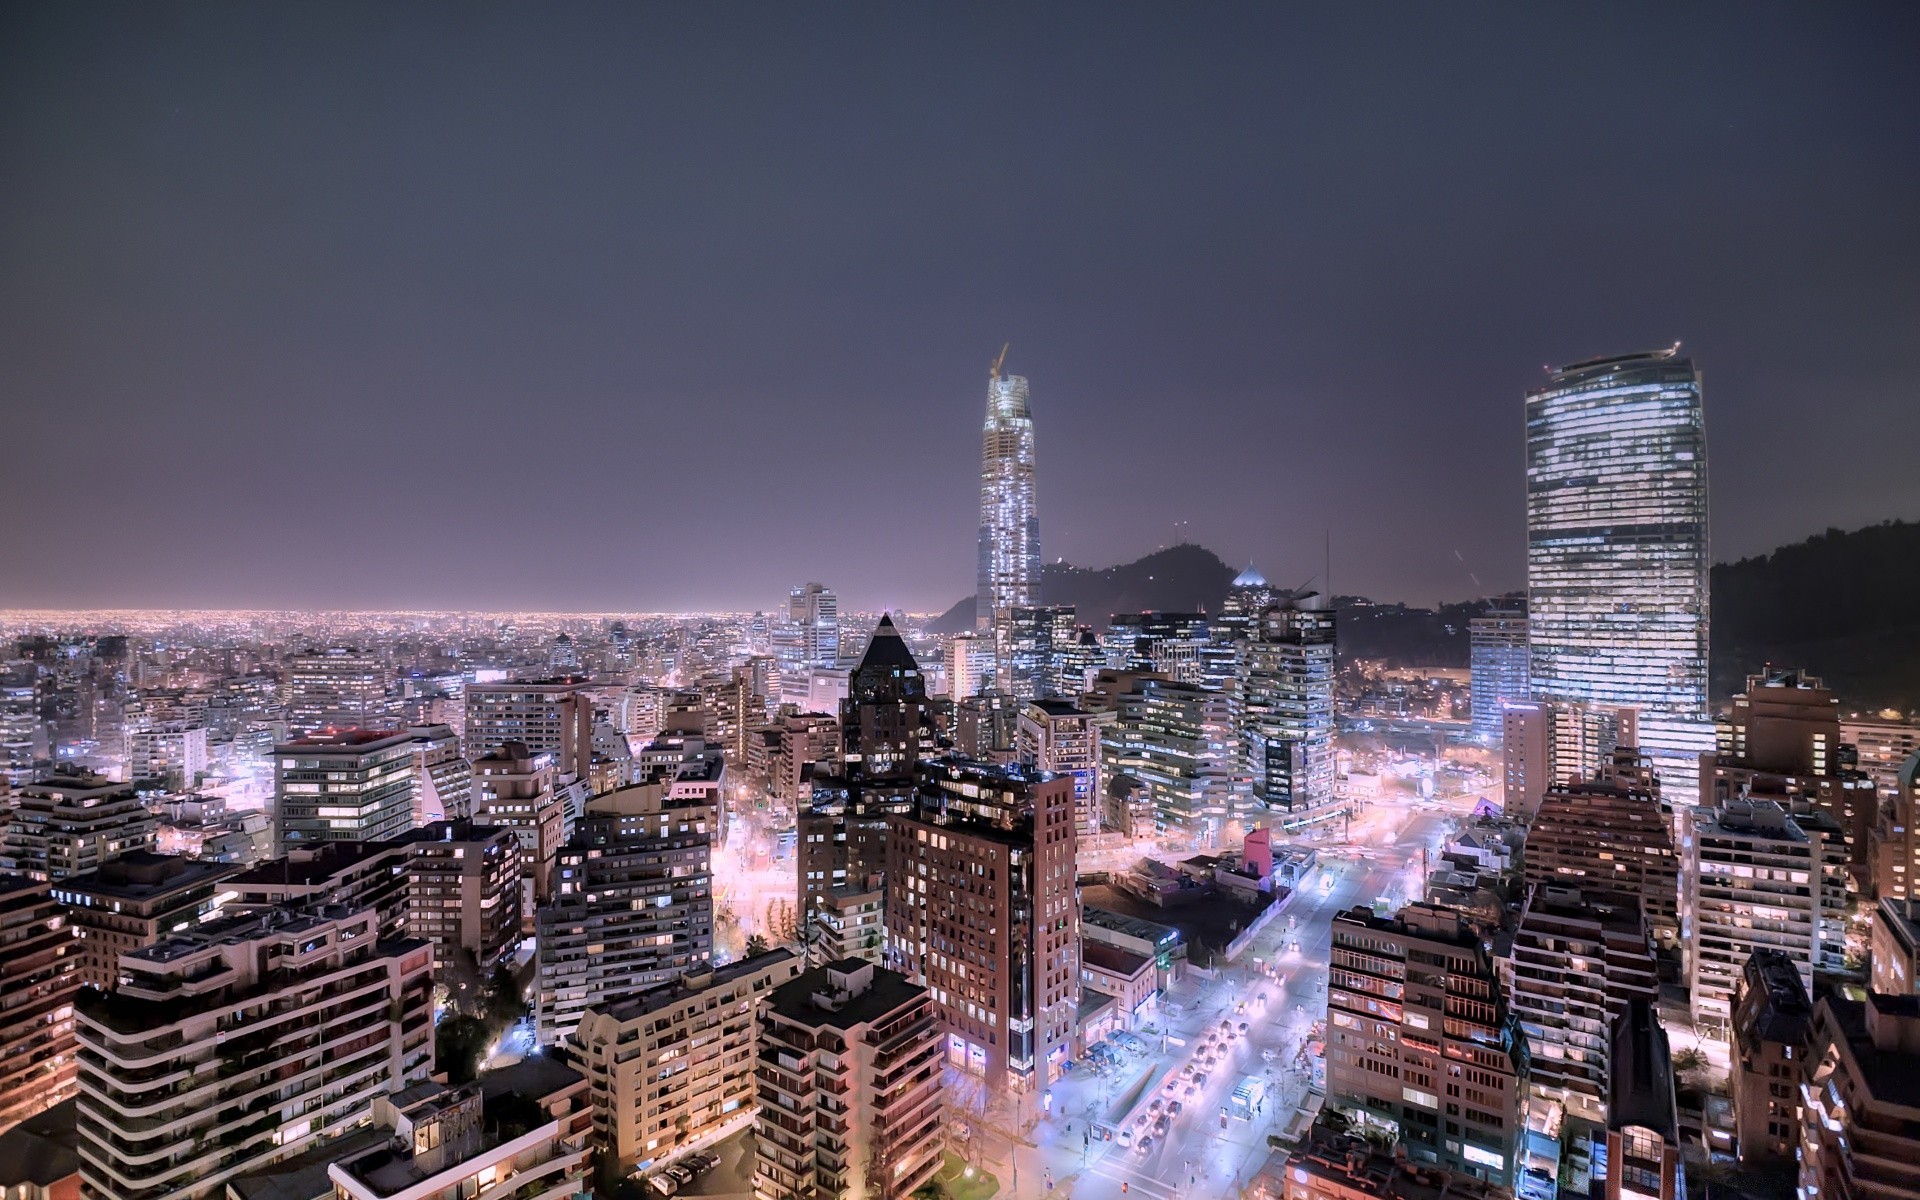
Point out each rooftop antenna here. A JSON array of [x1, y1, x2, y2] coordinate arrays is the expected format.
[[989, 343, 1009, 381]]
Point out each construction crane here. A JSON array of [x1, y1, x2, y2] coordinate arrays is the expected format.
[[990, 342, 1009, 380]]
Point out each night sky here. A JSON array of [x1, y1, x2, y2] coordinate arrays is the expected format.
[[3, 4, 1916, 614]]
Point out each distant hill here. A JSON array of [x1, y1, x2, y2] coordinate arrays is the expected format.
[[928, 521, 1920, 710], [927, 544, 1239, 633], [1712, 520, 1920, 709]]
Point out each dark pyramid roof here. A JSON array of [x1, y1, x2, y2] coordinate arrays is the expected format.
[[1608, 997, 1678, 1139], [850, 614, 924, 700]]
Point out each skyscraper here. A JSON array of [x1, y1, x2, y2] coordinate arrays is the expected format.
[[976, 350, 1040, 630], [1236, 594, 1339, 827], [1525, 348, 1711, 798], [1468, 606, 1527, 745]]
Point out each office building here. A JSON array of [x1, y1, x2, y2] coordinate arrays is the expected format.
[[472, 741, 566, 913], [999, 604, 1075, 700], [752, 960, 944, 1200], [1798, 991, 1920, 1200], [1703, 669, 1875, 884], [1326, 903, 1527, 1189], [1507, 886, 1656, 1123], [1, 771, 158, 882], [50, 851, 235, 990], [1216, 564, 1280, 647], [326, 1079, 590, 1200], [0, 876, 79, 1135], [1016, 699, 1101, 836], [406, 723, 472, 823], [1468, 607, 1527, 746], [406, 821, 523, 985], [1236, 594, 1340, 827], [273, 729, 416, 855], [1603, 999, 1684, 1200], [124, 722, 209, 790], [1100, 675, 1241, 841], [1730, 948, 1812, 1168], [1686, 797, 1849, 1027], [535, 792, 713, 1047], [284, 648, 396, 734], [462, 677, 593, 781], [1104, 612, 1227, 688], [839, 616, 936, 784], [0, 680, 39, 787], [575, 949, 802, 1172], [1525, 348, 1713, 801], [976, 353, 1041, 632], [72, 906, 433, 1200], [1523, 749, 1679, 946], [885, 760, 1079, 1095]]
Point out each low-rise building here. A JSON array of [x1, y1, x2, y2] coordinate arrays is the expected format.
[[1279, 1121, 1497, 1200], [1080, 940, 1157, 1030], [326, 1080, 590, 1200], [575, 950, 802, 1172], [753, 960, 943, 1200]]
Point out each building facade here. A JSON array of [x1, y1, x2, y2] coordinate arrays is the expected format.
[[1, 771, 158, 882], [1730, 947, 1812, 1168], [1236, 596, 1340, 827], [976, 357, 1040, 631], [0, 876, 80, 1135], [273, 729, 416, 855], [50, 851, 235, 990], [1015, 700, 1101, 837], [1522, 750, 1679, 947], [1468, 607, 1528, 747]]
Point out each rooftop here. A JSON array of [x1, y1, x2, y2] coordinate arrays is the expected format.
[[596, 948, 798, 1022], [58, 849, 235, 901], [0, 1098, 79, 1188], [764, 959, 926, 1029]]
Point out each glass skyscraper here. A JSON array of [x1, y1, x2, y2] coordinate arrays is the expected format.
[[1525, 347, 1711, 798], [976, 359, 1040, 630], [1469, 606, 1529, 745]]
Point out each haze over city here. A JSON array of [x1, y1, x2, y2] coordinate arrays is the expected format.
[[4, 4, 1918, 611]]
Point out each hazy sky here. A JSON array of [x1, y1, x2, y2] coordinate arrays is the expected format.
[[3, 3, 1916, 613]]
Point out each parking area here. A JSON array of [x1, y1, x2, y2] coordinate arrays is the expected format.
[[637, 1129, 754, 1199]]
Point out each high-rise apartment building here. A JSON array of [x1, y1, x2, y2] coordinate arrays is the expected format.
[[1686, 797, 1849, 1027], [1523, 749, 1679, 946], [1016, 699, 1101, 836], [1326, 903, 1527, 1189], [0, 876, 80, 1135], [406, 723, 472, 823], [284, 648, 396, 734], [1730, 947, 1812, 1168], [752, 960, 944, 1200], [472, 741, 566, 913], [885, 760, 1078, 1095], [1704, 668, 1876, 884], [1100, 674, 1240, 841], [1236, 594, 1340, 828], [575, 949, 802, 1172], [1845, 715, 1920, 801], [1525, 348, 1712, 800], [764, 712, 837, 805], [1468, 607, 1527, 746], [462, 677, 593, 781], [51, 851, 235, 990], [976, 355, 1040, 631], [406, 820, 523, 985], [73, 906, 434, 1200], [1799, 991, 1920, 1200], [0, 679, 40, 787], [945, 632, 994, 699], [124, 721, 209, 790], [1, 770, 158, 882], [1507, 886, 1656, 1123], [535, 791, 714, 1047], [326, 1078, 591, 1200], [1502, 701, 1642, 821], [273, 729, 417, 855], [1874, 751, 1920, 903], [1873, 896, 1920, 995]]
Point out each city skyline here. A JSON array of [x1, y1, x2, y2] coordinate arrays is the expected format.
[[3, 5, 1917, 612]]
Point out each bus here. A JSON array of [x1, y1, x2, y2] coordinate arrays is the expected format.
[[1228, 1075, 1267, 1120]]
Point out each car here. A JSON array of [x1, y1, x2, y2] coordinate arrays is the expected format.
[[1167, 1101, 1183, 1117], [665, 1165, 694, 1184], [1137, 1135, 1155, 1154], [1150, 1098, 1165, 1112], [1219, 1020, 1233, 1033], [1238, 1022, 1250, 1034], [650, 1178, 679, 1197]]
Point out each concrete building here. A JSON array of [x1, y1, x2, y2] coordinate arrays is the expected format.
[[1873, 896, 1920, 995], [462, 677, 593, 781], [405, 723, 471, 823], [1507, 886, 1656, 1123], [574, 949, 802, 1172], [810, 884, 885, 967], [1703, 669, 1876, 887], [1799, 991, 1920, 1200], [0, 876, 80, 1135], [753, 960, 943, 1200], [1874, 750, 1920, 903], [1468, 607, 1527, 747], [1015, 699, 1101, 836], [226, 838, 414, 941], [471, 741, 565, 913], [124, 722, 209, 790], [1, 771, 158, 882], [1686, 797, 1849, 1028], [1844, 715, 1920, 801], [764, 712, 837, 805], [272, 729, 416, 855], [1500, 702, 1638, 822], [283, 648, 396, 735], [405, 821, 523, 986], [1080, 940, 1158, 1030], [327, 1079, 589, 1200], [1603, 999, 1684, 1200], [50, 851, 235, 990], [945, 631, 994, 699], [1326, 903, 1527, 1190], [1279, 1123, 1497, 1200], [535, 793, 713, 1047], [1237, 595, 1340, 827], [1730, 947, 1812, 1168], [884, 760, 1079, 1095], [1523, 749, 1679, 946], [72, 906, 433, 1200], [976, 355, 1042, 632], [1100, 675, 1241, 842]]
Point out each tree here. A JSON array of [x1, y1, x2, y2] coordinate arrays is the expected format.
[[437, 1015, 492, 1085], [485, 961, 526, 1030], [745, 934, 770, 958]]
